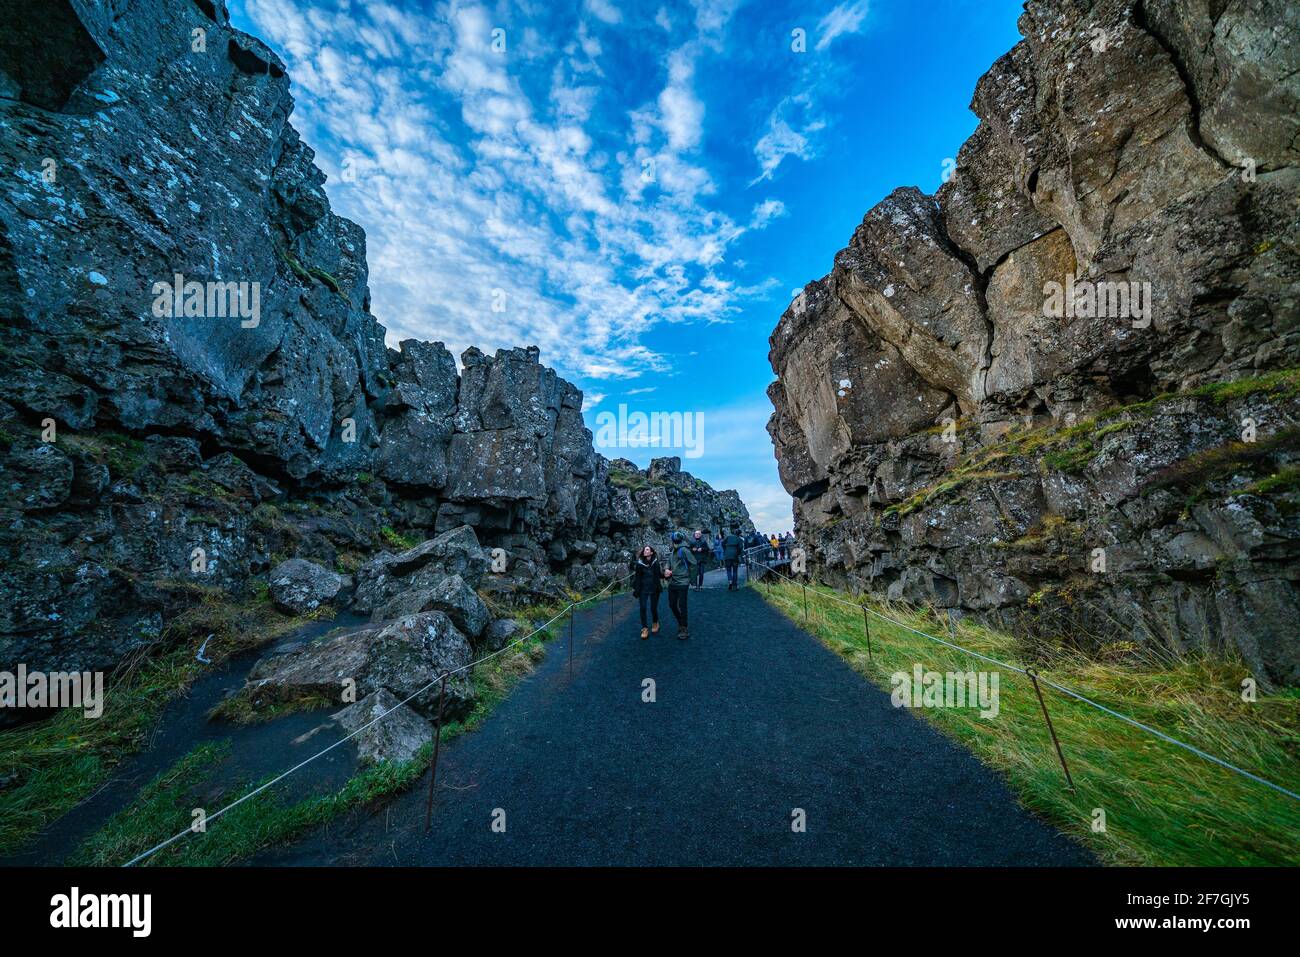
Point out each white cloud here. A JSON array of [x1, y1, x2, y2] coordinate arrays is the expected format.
[[585, 0, 622, 25], [239, 0, 771, 383], [657, 48, 705, 152], [816, 1, 870, 51], [748, 1, 872, 183], [749, 198, 788, 229], [750, 95, 826, 184], [729, 477, 796, 534]]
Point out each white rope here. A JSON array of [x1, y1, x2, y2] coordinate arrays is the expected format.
[[746, 551, 1300, 802], [124, 573, 631, 867]]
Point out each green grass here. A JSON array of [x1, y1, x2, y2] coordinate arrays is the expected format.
[[0, 591, 315, 856], [885, 369, 1300, 516], [607, 467, 654, 491], [380, 526, 418, 550], [67, 591, 595, 865], [884, 470, 1021, 517], [1146, 427, 1300, 514], [758, 578, 1300, 866], [69, 740, 232, 866]]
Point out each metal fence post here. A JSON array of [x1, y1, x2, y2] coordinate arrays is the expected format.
[[802, 582, 808, 620], [1027, 668, 1075, 792], [424, 672, 449, 832], [568, 604, 574, 676], [862, 605, 873, 661]]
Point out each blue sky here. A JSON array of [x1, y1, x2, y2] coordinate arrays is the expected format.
[[228, 0, 1025, 532]]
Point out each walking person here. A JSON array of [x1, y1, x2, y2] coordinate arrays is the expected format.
[[629, 545, 663, 640], [722, 525, 743, 590], [690, 528, 709, 589], [667, 531, 696, 639]]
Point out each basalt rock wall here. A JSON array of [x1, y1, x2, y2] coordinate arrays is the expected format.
[[767, 0, 1299, 686], [0, 0, 750, 676]]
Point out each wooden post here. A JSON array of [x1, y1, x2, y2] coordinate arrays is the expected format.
[[424, 672, 448, 832], [1027, 668, 1075, 792]]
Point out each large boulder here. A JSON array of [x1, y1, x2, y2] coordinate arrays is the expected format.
[[352, 525, 489, 613], [634, 487, 671, 528], [333, 689, 433, 765], [245, 611, 475, 718], [372, 573, 491, 639], [268, 558, 347, 615], [483, 618, 522, 652]]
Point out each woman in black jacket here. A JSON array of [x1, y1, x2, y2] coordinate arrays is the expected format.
[[629, 545, 663, 640]]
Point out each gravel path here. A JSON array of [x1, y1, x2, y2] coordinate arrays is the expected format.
[[266, 571, 1093, 866]]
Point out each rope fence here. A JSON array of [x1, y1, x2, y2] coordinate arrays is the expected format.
[[124, 572, 632, 867], [742, 544, 1300, 803], [123, 538, 1296, 866]]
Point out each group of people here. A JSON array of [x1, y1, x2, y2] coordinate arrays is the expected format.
[[627, 526, 749, 641], [761, 531, 795, 561]]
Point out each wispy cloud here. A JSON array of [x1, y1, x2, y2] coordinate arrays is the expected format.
[[749, 197, 788, 229], [748, 1, 872, 183], [238, 0, 769, 382], [816, 0, 870, 50]]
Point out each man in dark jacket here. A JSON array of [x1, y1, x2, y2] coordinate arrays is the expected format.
[[689, 529, 710, 588], [629, 545, 663, 640], [667, 531, 695, 639], [721, 526, 743, 590]]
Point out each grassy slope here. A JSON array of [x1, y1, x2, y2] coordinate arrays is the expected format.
[[758, 579, 1300, 866], [68, 597, 580, 866], [0, 590, 322, 856]]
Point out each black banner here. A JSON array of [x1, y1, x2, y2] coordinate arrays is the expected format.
[[0, 867, 1287, 941]]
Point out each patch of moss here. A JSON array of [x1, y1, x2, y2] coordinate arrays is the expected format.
[[884, 469, 1021, 517], [380, 526, 418, 550], [1235, 463, 1300, 497], [1145, 427, 1300, 513], [209, 689, 336, 725], [306, 266, 351, 305]]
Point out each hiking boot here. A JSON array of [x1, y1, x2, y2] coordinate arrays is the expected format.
[[678, 628, 689, 640], [651, 622, 659, 634], [640, 627, 649, 640]]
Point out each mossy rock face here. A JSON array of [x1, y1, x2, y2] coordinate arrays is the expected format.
[[792, 379, 1300, 688]]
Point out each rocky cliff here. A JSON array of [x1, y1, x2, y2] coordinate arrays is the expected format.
[[767, 0, 1299, 686], [0, 0, 750, 680]]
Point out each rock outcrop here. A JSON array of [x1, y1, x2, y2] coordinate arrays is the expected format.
[[0, 0, 752, 681], [268, 558, 348, 616], [767, 0, 1299, 686]]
